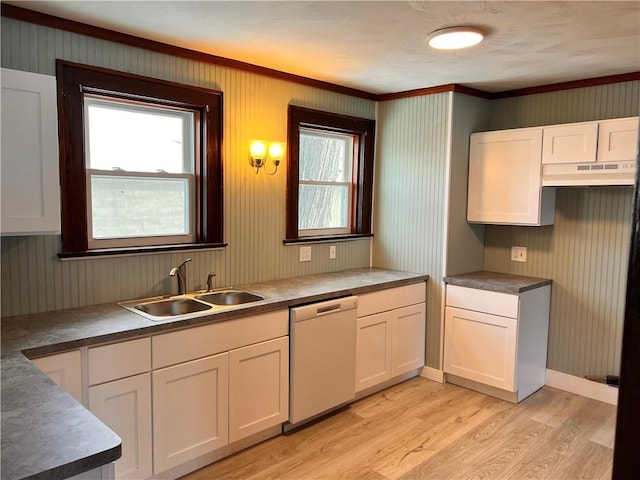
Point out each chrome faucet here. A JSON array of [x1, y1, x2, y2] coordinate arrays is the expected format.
[[206, 272, 216, 292], [169, 257, 192, 295]]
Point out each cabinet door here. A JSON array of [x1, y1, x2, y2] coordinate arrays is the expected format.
[[228, 337, 288, 443], [467, 128, 553, 225], [152, 353, 229, 474], [542, 122, 598, 164], [597, 117, 639, 162], [31, 350, 83, 403], [88, 374, 152, 480], [390, 303, 426, 377], [444, 306, 517, 391], [355, 312, 392, 392], [1, 68, 60, 235]]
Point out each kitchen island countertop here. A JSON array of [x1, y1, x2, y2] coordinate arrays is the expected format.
[[1, 267, 428, 480]]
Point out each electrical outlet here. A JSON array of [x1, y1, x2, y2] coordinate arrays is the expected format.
[[511, 246, 527, 262], [299, 246, 312, 262], [329, 245, 336, 259]]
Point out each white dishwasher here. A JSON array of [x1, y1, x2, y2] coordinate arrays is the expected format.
[[288, 296, 358, 428]]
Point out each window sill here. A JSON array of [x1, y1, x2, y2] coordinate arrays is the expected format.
[[283, 234, 373, 245], [58, 243, 228, 260]]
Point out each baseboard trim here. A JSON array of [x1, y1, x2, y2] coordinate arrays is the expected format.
[[545, 369, 618, 406], [420, 366, 444, 383]]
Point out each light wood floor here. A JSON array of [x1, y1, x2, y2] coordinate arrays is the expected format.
[[182, 377, 616, 480]]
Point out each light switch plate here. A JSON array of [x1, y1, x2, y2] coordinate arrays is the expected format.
[[299, 246, 312, 262], [329, 245, 336, 259], [511, 246, 527, 262]]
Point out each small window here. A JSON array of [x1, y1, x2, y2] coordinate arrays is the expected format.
[[298, 128, 354, 236], [57, 61, 224, 257], [286, 106, 375, 242]]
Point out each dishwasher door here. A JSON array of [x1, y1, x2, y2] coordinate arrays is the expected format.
[[289, 296, 358, 426]]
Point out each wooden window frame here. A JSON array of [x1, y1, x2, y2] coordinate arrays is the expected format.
[[285, 105, 375, 243], [56, 60, 224, 257]]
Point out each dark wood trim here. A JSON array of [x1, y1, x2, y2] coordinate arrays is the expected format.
[[283, 234, 373, 245], [58, 243, 228, 259], [493, 72, 640, 99], [1, 3, 378, 102], [286, 106, 376, 241], [286, 108, 301, 240], [612, 154, 640, 477], [378, 84, 492, 102], [56, 60, 223, 255]]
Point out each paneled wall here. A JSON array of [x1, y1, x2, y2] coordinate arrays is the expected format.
[[372, 92, 489, 368], [0, 18, 374, 317], [445, 93, 490, 276], [485, 80, 640, 377]]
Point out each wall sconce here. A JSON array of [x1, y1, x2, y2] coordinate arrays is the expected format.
[[249, 140, 285, 175]]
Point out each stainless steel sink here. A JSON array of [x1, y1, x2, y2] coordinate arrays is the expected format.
[[120, 289, 265, 321], [134, 298, 212, 317], [195, 290, 264, 306]]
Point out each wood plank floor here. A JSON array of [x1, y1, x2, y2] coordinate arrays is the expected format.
[[181, 377, 616, 480]]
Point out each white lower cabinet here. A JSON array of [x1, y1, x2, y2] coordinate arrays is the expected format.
[[229, 337, 289, 443], [31, 350, 83, 403], [356, 311, 393, 390], [152, 353, 229, 474], [444, 307, 517, 391], [87, 338, 152, 480], [355, 283, 426, 393], [150, 310, 289, 477], [88, 374, 152, 480], [68, 464, 115, 480], [29, 308, 297, 478], [444, 284, 550, 403], [391, 304, 427, 377]]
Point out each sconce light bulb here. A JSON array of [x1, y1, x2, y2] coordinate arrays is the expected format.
[[268, 142, 284, 160], [249, 140, 267, 158]]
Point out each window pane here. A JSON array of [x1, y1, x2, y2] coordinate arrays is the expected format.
[[86, 97, 193, 174], [299, 129, 353, 182], [299, 184, 349, 230], [90, 175, 190, 239]]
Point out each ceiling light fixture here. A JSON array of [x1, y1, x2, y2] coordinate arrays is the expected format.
[[426, 26, 484, 50]]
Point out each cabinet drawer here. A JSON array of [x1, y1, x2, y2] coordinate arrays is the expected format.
[[357, 282, 425, 317], [152, 310, 288, 369], [446, 285, 519, 318], [88, 337, 151, 385]]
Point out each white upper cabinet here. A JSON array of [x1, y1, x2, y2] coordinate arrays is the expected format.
[[542, 122, 598, 164], [542, 117, 639, 165], [597, 117, 640, 162], [467, 128, 555, 226], [1, 68, 60, 235], [541, 117, 638, 186]]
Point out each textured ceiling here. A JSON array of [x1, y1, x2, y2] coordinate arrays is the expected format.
[[5, 0, 640, 94]]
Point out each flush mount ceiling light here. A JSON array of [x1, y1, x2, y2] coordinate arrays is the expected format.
[[426, 26, 484, 50]]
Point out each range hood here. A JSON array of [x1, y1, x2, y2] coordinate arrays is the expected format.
[[542, 160, 637, 186]]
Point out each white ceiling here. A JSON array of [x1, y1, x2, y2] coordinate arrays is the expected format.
[[7, 0, 640, 94]]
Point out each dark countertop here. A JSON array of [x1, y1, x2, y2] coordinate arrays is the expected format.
[[443, 270, 551, 294], [1, 267, 428, 480]]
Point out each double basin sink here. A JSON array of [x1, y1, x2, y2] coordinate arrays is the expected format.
[[120, 290, 265, 321]]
